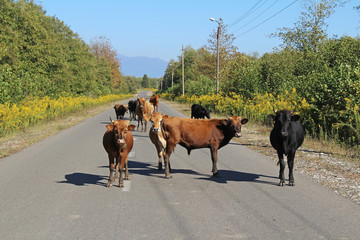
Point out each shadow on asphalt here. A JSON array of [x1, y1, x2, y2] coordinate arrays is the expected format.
[[57, 161, 278, 187], [57, 173, 108, 187], [196, 169, 278, 185]]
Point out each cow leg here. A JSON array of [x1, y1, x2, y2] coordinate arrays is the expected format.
[[156, 144, 163, 170], [124, 156, 130, 181], [137, 118, 141, 131], [164, 146, 174, 179], [287, 152, 295, 186], [107, 155, 115, 187], [210, 147, 219, 177], [117, 157, 125, 188], [144, 120, 147, 132], [277, 151, 286, 186]]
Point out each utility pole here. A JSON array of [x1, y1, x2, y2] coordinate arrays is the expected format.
[[182, 45, 185, 96], [216, 24, 220, 95], [210, 17, 221, 95]]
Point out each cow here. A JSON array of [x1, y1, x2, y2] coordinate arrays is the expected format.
[[191, 103, 211, 119], [149, 112, 169, 170], [268, 109, 305, 186], [161, 116, 248, 178], [128, 100, 138, 121], [103, 120, 135, 188], [114, 104, 128, 120], [135, 97, 154, 132], [150, 94, 160, 112]]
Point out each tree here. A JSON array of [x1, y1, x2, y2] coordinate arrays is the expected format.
[[272, 0, 347, 52], [90, 36, 122, 89], [141, 74, 149, 88]]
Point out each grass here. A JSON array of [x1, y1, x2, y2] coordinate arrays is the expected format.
[[0, 98, 132, 159]]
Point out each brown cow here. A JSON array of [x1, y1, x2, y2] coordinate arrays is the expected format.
[[114, 104, 128, 120], [161, 116, 248, 178], [103, 120, 135, 188], [149, 112, 169, 170], [149, 94, 159, 112], [135, 97, 154, 132]]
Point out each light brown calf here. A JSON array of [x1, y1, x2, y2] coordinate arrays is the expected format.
[[149, 112, 169, 170], [103, 120, 135, 187], [135, 97, 154, 132]]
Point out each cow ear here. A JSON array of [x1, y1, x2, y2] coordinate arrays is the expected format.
[[291, 115, 300, 121], [268, 114, 276, 121], [128, 124, 136, 131], [162, 114, 169, 119], [106, 124, 114, 131], [241, 118, 248, 125]]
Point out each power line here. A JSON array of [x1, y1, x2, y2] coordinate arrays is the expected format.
[[232, 0, 281, 33], [235, 0, 297, 38], [228, 0, 265, 28]]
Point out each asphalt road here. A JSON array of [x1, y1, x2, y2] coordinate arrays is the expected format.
[[1, 91, 359, 240]]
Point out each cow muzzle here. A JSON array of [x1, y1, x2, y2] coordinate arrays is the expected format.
[[152, 127, 160, 132], [281, 131, 288, 137], [235, 132, 242, 137]]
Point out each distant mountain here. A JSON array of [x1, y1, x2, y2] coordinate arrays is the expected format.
[[118, 54, 168, 78]]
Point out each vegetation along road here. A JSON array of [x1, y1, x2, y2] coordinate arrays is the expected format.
[[1, 91, 359, 240]]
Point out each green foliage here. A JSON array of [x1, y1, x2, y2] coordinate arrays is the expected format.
[[141, 74, 149, 88], [0, 0, 124, 104]]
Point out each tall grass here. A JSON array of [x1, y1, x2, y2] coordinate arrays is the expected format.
[[0, 94, 132, 136]]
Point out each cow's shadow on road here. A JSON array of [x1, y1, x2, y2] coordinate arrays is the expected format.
[[129, 160, 204, 179], [57, 172, 108, 187], [57, 161, 278, 187], [129, 160, 278, 185], [196, 170, 278, 185]]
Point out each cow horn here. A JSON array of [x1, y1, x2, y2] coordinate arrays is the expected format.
[[109, 117, 114, 123]]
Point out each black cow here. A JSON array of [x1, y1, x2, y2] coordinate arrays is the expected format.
[[128, 99, 138, 121], [268, 109, 305, 186], [191, 104, 211, 119]]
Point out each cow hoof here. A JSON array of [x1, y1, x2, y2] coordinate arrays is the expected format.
[[279, 181, 285, 186], [165, 174, 172, 179], [158, 165, 163, 171], [212, 171, 219, 177], [106, 182, 112, 187], [289, 181, 295, 186]]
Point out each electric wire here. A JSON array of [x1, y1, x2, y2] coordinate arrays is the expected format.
[[232, 0, 281, 33], [235, 0, 297, 38], [228, 0, 265, 28]]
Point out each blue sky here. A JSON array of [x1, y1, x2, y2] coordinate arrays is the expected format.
[[35, 0, 359, 62]]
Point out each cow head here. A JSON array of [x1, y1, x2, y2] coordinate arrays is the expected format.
[[114, 104, 121, 111], [202, 107, 211, 119], [137, 97, 146, 110], [222, 116, 248, 137], [150, 112, 169, 132], [106, 120, 135, 149], [268, 110, 300, 137]]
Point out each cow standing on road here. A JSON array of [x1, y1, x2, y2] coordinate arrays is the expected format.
[[161, 116, 248, 178], [135, 97, 154, 132], [150, 94, 160, 112], [103, 120, 135, 188], [149, 112, 169, 170], [268, 110, 305, 186], [128, 100, 138, 121], [114, 104, 128, 120], [191, 104, 211, 119]]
